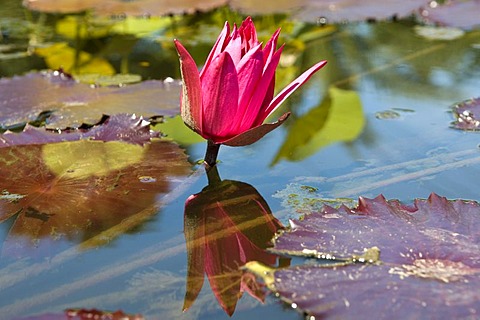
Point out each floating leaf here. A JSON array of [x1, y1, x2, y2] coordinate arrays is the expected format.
[[420, 0, 480, 30], [75, 74, 142, 86], [0, 114, 158, 147], [245, 193, 480, 319], [272, 193, 480, 264], [24, 0, 228, 16], [0, 71, 181, 129], [246, 260, 480, 320], [451, 97, 480, 130], [231, 0, 428, 23], [0, 139, 191, 257], [272, 87, 364, 164]]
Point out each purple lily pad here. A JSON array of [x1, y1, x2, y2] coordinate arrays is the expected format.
[[264, 262, 480, 319], [272, 193, 480, 265], [0, 71, 180, 129], [0, 113, 159, 147], [451, 98, 480, 131], [246, 193, 480, 319], [420, 0, 480, 30], [231, 0, 430, 23]]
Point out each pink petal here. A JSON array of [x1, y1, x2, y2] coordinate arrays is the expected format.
[[174, 39, 203, 133], [239, 17, 259, 52], [223, 29, 243, 65], [222, 112, 290, 147], [200, 22, 230, 79], [253, 74, 276, 127], [201, 52, 240, 141], [238, 45, 284, 130], [263, 60, 328, 119], [262, 29, 280, 67], [235, 45, 264, 130]]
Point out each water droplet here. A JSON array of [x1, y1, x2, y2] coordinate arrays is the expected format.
[[164, 77, 174, 83], [429, 1, 438, 8], [316, 17, 328, 26], [291, 302, 298, 309]]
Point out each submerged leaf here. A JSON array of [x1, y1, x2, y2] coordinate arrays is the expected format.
[[246, 193, 480, 319], [0, 71, 181, 129], [272, 87, 364, 164], [35, 43, 116, 75], [152, 115, 205, 146], [0, 139, 191, 257]]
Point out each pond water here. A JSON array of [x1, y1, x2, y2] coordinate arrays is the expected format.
[[0, 1, 480, 319]]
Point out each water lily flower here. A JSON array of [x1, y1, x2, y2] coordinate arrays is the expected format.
[[174, 17, 327, 167]]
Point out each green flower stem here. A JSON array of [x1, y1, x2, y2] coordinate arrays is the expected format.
[[204, 140, 220, 169]]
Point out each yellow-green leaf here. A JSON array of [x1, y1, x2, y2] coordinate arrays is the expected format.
[[153, 115, 205, 146], [272, 87, 364, 164]]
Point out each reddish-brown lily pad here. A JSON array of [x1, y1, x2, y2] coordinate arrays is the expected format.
[[451, 97, 480, 130], [0, 71, 180, 129], [0, 139, 191, 258], [420, 0, 480, 30], [245, 193, 480, 319]]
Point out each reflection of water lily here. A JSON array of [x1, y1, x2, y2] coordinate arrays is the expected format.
[[183, 166, 285, 315], [174, 17, 327, 166]]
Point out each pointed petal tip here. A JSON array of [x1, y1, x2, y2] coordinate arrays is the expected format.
[[265, 59, 328, 117]]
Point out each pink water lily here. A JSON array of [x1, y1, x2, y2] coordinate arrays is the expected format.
[[174, 17, 327, 166]]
